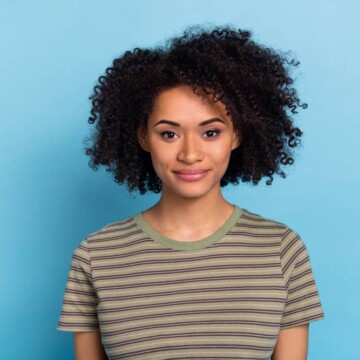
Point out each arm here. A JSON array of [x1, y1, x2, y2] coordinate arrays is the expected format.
[[271, 324, 309, 360], [74, 331, 108, 360]]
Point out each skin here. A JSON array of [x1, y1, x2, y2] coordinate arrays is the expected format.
[[74, 332, 107, 360], [74, 85, 309, 359], [137, 85, 241, 240], [271, 324, 309, 360]]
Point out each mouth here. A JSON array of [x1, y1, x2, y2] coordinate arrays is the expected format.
[[173, 169, 210, 181]]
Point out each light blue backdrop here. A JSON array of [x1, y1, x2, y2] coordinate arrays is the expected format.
[[1, 0, 359, 359]]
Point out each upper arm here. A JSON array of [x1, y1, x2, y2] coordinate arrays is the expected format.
[[271, 324, 309, 360], [74, 331, 108, 360], [279, 229, 324, 329]]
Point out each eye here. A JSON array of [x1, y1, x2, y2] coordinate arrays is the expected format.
[[160, 131, 178, 139], [203, 129, 221, 138]]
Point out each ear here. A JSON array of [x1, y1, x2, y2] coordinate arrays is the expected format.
[[137, 125, 150, 152], [231, 130, 242, 150]]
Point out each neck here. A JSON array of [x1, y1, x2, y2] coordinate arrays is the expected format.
[[142, 186, 235, 241], [157, 189, 230, 217]]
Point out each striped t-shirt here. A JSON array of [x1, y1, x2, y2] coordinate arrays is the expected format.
[[58, 206, 324, 359]]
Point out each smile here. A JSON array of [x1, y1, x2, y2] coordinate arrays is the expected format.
[[173, 169, 209, 181]]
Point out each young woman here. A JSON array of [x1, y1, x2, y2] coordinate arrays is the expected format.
[[58, 25, 324, 359]]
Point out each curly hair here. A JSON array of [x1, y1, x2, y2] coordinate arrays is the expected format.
[[85, 24, 306, 194]]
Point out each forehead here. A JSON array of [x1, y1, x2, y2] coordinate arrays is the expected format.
[[149, 85, 229, 122]]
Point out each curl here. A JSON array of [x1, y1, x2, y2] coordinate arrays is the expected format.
[[85, 24, 305, 193]]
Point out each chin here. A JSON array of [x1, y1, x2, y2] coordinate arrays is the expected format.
[[162, 182, 221, 201]]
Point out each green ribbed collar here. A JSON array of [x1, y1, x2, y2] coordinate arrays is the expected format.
[[133, 205, 243, 251]]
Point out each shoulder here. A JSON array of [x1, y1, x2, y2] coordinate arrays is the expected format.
[[238, 207, 315, 283], [240, 208, 313, 283], [240, 207, 286, 225], [239, 207, 289, 233], [73, 215, 140, 255], [87, 215, 136, 237], [238, 207, 304, 248]]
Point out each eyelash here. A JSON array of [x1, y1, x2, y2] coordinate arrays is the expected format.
[[160, 131, 178, 139], [203, 129, 221, 138], [160, 129, 221, 140]]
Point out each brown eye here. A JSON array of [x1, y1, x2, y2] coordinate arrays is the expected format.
[[161, 131, 178, 139], [203, 129, 221, 138]]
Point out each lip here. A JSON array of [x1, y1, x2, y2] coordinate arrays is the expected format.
[[173, 169, 209, 181]]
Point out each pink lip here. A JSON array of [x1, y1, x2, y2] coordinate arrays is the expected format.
[[173, 169, 209, 181]]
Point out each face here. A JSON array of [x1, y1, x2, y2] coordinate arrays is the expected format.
[[138, 85, 241, 200]]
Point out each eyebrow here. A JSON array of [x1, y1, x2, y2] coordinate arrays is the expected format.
[[154, 117, 225, 127]]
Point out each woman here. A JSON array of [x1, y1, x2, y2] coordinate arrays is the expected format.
[[58, 25, 324, 359]]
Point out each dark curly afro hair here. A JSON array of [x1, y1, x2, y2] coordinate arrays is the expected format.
[[85, 24, 306, 194]]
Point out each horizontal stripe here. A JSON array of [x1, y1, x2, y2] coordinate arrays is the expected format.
[[92, 267, 284, 281], [58, 206, 324, 359], [111, 343, 274, 359]]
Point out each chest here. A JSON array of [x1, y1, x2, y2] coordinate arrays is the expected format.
[[91, 242, 287, 359]]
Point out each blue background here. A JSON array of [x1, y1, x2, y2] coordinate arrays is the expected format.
[[1, 1, 359, 359]]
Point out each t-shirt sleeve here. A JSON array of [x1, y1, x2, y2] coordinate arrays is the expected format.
[[279, 227, 325, 329], [57, 238, 100, 332]]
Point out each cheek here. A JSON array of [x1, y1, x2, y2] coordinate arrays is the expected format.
[[209, 142, 233, 162], [149, 149, 173, 173]]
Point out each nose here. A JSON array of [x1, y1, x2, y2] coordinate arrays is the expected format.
[[177, 134, 204, 164]]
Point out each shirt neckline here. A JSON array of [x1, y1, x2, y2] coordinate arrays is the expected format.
[[133, 205, 243, 251]]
